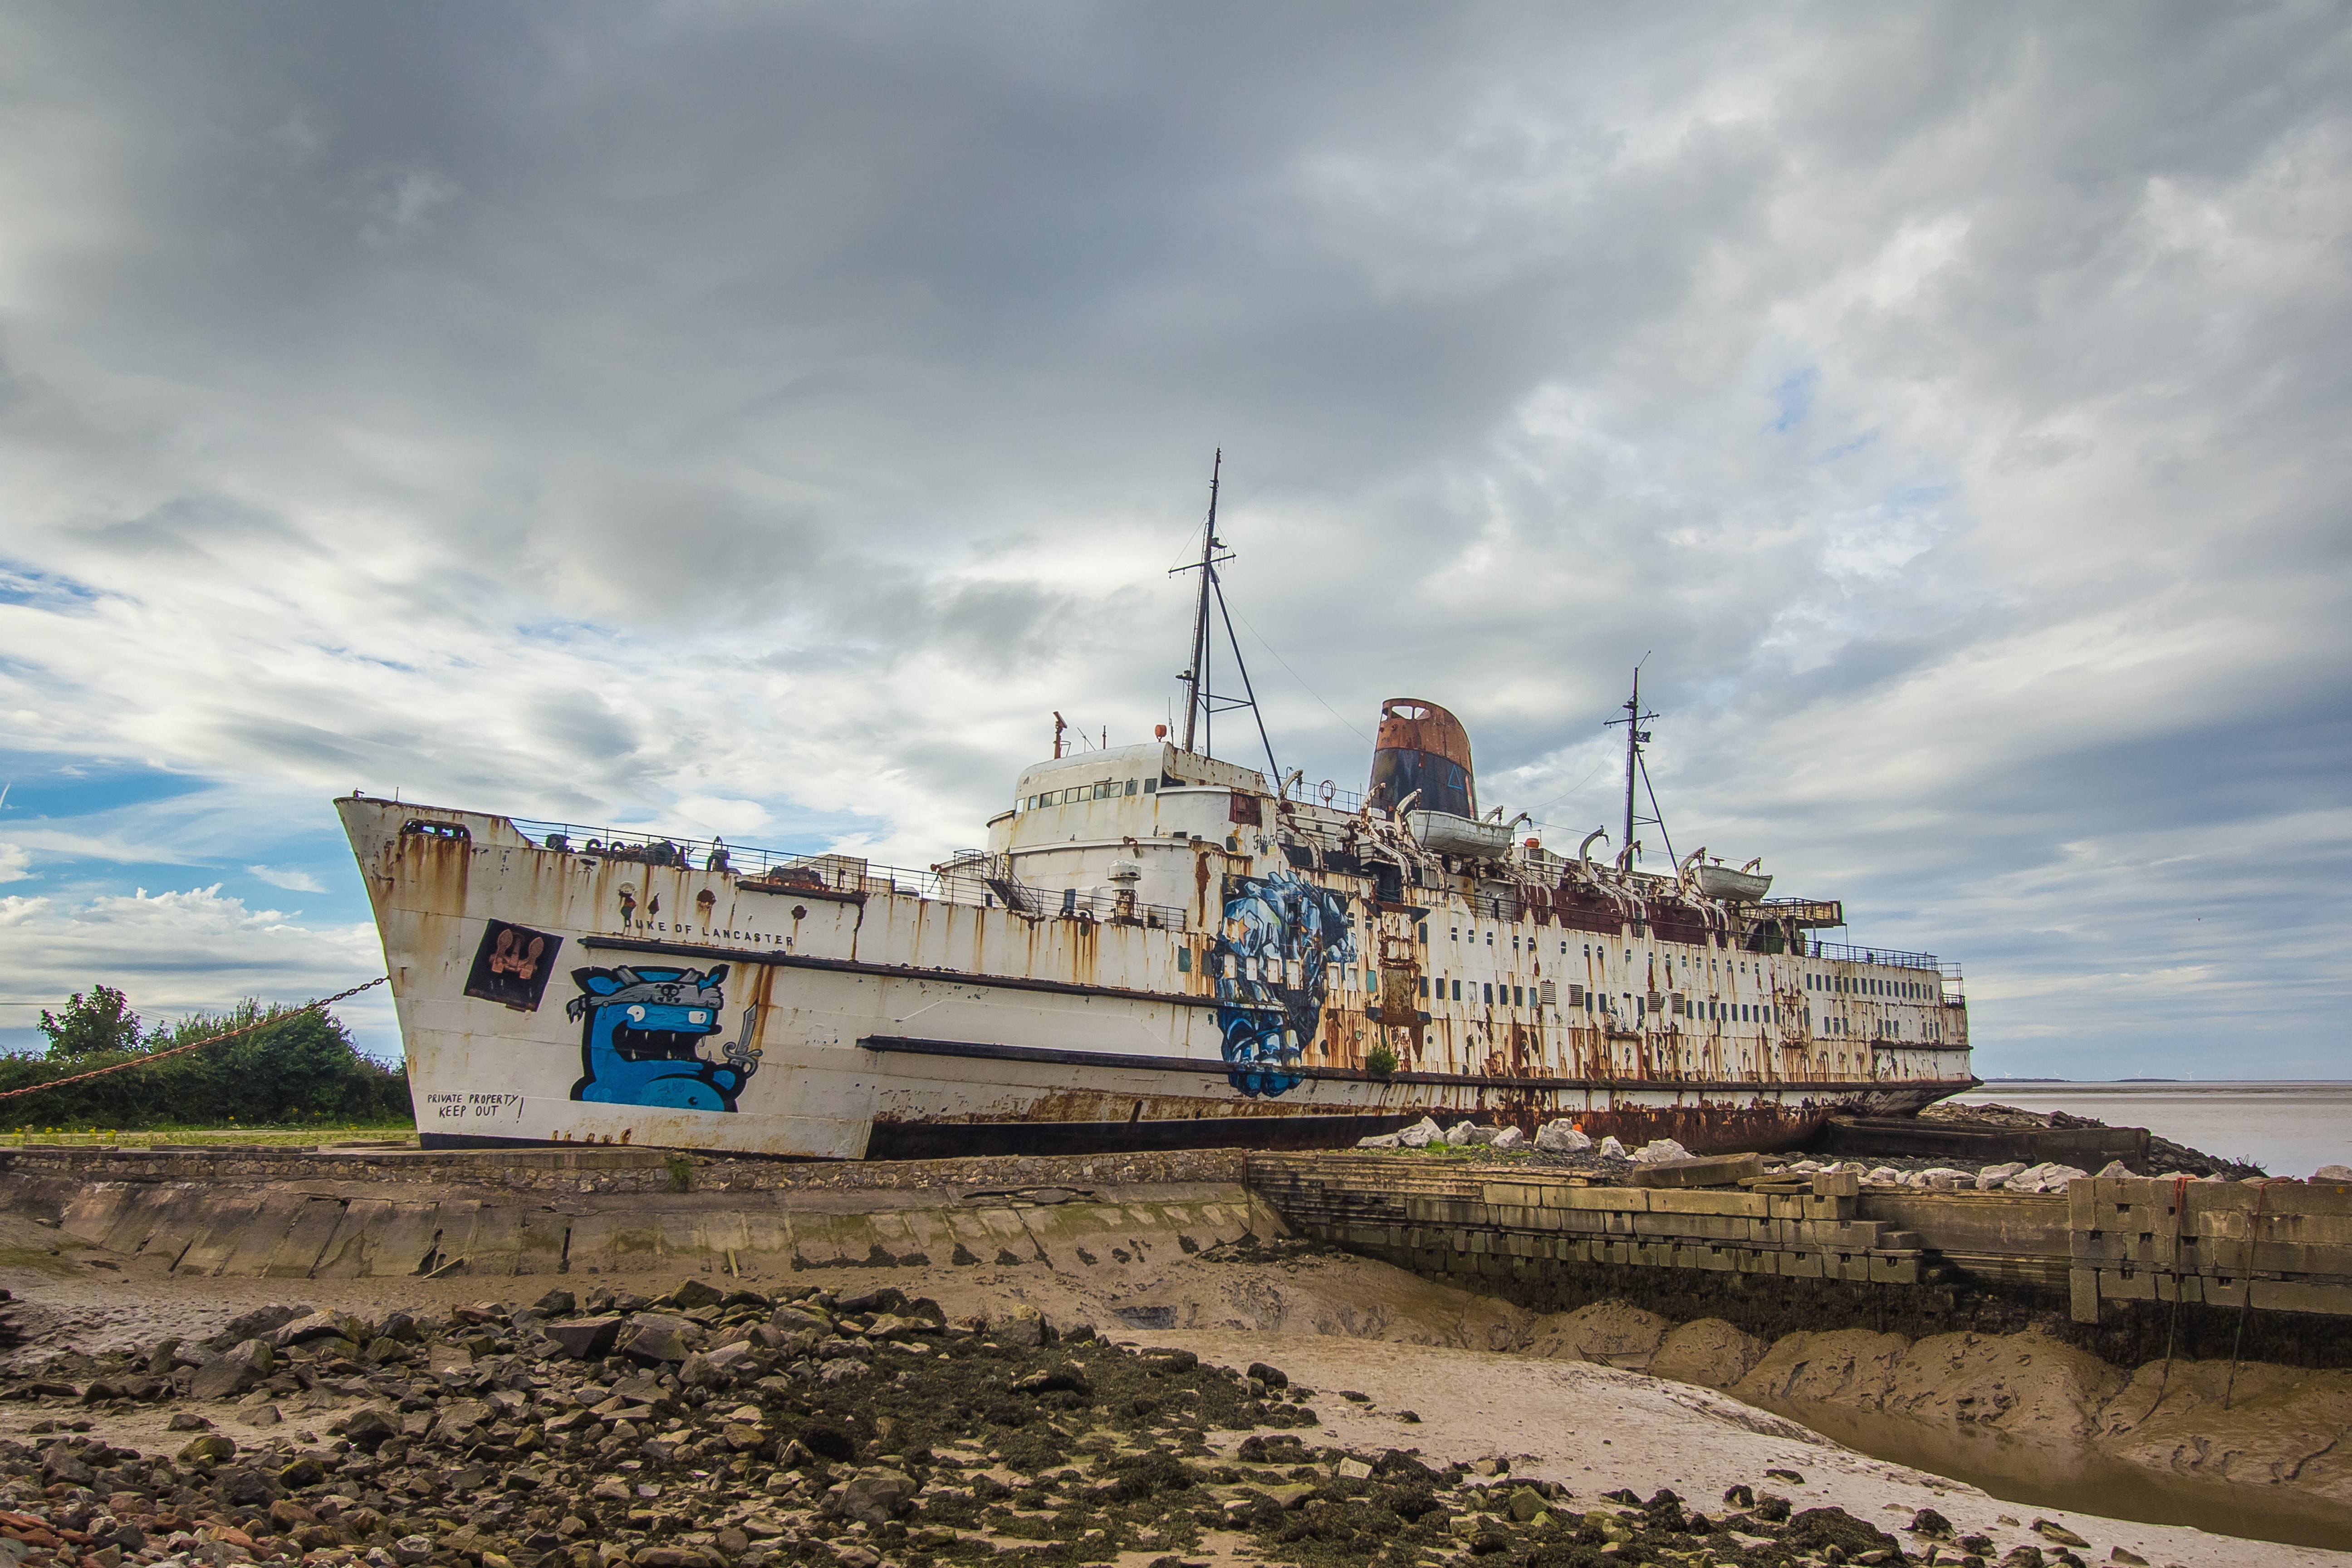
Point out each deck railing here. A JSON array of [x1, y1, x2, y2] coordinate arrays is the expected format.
[[506, 818, 1187, 931]]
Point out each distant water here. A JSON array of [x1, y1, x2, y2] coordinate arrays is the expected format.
[[1951, 1081, 2352, 1177]]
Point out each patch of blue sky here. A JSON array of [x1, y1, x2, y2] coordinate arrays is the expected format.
[[0, 756, 215, 819], [0, 561, 103, 609], [1813, 428, 1882, 464], [1766, 367, 1818, 433], [315, 646, 420, 675]]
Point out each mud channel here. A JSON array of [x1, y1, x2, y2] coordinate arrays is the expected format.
[[0, 1205, 2346, 1565]]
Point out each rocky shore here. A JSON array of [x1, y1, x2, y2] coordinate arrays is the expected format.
[[0, 1279, 2209, 1568]]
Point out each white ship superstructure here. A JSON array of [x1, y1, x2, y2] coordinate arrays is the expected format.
[[341, 699, 1970, 1158]]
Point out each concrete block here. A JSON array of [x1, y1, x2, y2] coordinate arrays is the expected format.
[[1627, 1153, 1764, 1189], [1646, 1188, 1770, 1217], [2070, 1269, 2101, 1323]]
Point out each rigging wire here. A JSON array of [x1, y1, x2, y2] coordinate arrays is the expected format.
[[1226, 604, 1373, 747]]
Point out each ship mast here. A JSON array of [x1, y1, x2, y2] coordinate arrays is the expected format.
[[1168, 450, 1281, 784], [1177, 452, 1223, 755], [1605, 662, 1676, 872]]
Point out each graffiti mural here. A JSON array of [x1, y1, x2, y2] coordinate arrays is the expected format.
[[566, 964, 761, 1112], [463, 919, 561, 1011], [1214, 870, 1358, 1097]]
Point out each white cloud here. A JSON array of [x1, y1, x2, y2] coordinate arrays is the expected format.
[[245, 864, 326, 892], [0, 844, 30, 883], [0, 886, 393, 1056]]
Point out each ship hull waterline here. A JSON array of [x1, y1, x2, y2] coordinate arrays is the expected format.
[[343, 796, 1973, 1161]]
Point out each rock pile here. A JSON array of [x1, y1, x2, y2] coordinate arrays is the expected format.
[[0, 1281, 1967, 1568]]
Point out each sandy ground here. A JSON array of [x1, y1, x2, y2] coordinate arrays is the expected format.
[[1132, 1332, 2350, 1568], [4, 1217, 2348, 1565]]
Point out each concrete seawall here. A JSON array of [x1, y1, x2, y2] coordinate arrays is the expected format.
[[0, 1146, 1268, 1281]]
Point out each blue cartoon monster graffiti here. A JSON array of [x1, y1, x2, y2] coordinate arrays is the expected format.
[[1214, 870, 1358, 1097], [566, 964, 761, 1112]]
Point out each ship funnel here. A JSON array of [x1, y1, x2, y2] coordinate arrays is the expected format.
[[1367, 698, 1476, 818]]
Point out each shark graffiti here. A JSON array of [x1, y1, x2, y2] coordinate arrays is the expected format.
[[1214, 870, 1358, 1097], [566, 963, 761, 1112]]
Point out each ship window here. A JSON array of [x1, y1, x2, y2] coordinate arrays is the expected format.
[[1176, 948, 1191, 973], [1452, 927, 1459, 942], [1142, 779, 1157, 793], [1514, 985, 1524, 1007], [1418, 976, 1428, 998], [1125, 779, 1138, 795], [1452, 979, 1461, 1001], [1418, 921, 1428, 944], [1483, 983, 1493, 1004]]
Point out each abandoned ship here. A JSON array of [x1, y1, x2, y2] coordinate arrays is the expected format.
[[342, 465, 1973, 1158]]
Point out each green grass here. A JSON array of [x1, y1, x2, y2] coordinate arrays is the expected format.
[[0, 1122, 418, 1149]]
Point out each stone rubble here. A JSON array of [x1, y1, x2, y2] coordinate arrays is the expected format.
[[0, 1279, 2021, 1568]]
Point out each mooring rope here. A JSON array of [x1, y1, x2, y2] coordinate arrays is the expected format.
[[0, 976, 391, 1103]]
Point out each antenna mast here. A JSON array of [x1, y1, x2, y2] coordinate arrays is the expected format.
[[1168, 450, 1281, 784], [1177, 451, 1222, 754], [1604, 661, 1672, 872]]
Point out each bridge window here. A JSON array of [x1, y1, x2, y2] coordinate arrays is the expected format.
[[1452, 979, 1462, 1001], [1142, 779, 1157, 793]]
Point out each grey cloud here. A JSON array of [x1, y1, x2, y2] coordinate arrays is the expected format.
[[0, 3, 2346, 1075]]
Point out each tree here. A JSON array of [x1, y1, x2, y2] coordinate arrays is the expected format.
[[36, 986, 142, 1061]]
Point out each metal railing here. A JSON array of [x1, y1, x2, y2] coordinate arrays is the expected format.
[[1281, 777, 1366, 814], [507, 818, 1186, 930], [1803, 937, 1955, 977]]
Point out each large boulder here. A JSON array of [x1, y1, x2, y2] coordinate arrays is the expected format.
[[1596, 1136, 1628, 1159], [620, 1314, 697, 1362], [1632, 1138, 1692, 1164], [992, 1305, 1049, 1348], [1535, 1121, 1591, 1153], [211, 1304, 309, 1349], [544, 1315, 623, 1360], [680, 1341, 760, 1388], [270, 1309, 370, 1350], [335, 1406, 400, 1450], [189, 1338, 273, 1400], [1396, 1117, 1442, 1148], [837, 1469, 918, 1526], [1489, 1126, 1526, 1150]]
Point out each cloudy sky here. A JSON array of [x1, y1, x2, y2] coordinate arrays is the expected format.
[[1, 3, 2345, 1080]]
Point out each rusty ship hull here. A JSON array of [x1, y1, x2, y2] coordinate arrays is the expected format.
[[340, 719, 1972, 1157]]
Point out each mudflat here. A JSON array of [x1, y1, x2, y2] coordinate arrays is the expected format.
[[1, 1210, 2346, 1568]]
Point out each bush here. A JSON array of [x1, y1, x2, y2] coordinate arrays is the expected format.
[[0, 991, 412, 1130], [1365, 1044, 1399, 1077]]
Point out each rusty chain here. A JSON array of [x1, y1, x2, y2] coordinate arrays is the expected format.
[[0, 975, 391, 1104]]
